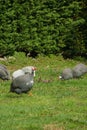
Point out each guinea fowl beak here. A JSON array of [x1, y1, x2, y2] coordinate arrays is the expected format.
[[59, 75, 62, 79]]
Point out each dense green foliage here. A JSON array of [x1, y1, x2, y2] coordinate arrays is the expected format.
[[0, 53, 87, 130], [0, 0, 87, 58]]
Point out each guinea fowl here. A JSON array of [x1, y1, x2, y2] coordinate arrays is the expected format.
[[0, 64, 10, 80], [59, 68, 73, 80], [10, 67, 36, 94], [72, 63, 87, 78], [59, 63, 87, 80]]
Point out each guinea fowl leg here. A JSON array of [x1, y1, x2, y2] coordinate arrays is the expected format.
[[28, 91, 33, 96]]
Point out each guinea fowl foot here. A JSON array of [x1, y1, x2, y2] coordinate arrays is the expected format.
[[28, 92, 33, 96]]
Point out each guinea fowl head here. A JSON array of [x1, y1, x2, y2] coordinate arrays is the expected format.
[[22, 66, 36, 77], [32, 67, 36, 77]]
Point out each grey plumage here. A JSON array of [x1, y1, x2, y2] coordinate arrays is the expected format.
[[72, 63, 87, 78], [0, 64, 7, 69], [59, 63, 87, 80], [12, 66, 36, 79], [0, 64, 10, 80], [59, 68, 73, 80], [12, 69, 24, 79], [10, 68, 35, 94]]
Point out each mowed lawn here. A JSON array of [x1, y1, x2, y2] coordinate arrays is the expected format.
[[0, 52, 87, 130]]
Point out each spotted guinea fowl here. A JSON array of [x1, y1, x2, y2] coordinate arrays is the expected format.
[[10, 67, 36, 94], [0, 64, 10, 80], [72, 63, 87, 78], [59, 68, 73, 80]]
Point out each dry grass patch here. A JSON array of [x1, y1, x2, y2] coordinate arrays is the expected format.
[[44, 124, 64, 130]]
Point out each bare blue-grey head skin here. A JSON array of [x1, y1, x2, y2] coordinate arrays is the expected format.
[[10, 67, 36, 94], [0, 64, 10, 80], [22, 66, 36, 77], [59, 68, 73, 80], [72, 63, 87, 78]]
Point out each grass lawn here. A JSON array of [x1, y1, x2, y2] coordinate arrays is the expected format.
[[0, 52, 87, 130]]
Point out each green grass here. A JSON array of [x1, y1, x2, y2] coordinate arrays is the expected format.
[[0, 52, 87, 130]]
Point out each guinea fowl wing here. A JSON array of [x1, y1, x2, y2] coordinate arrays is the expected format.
[[10, 74, 34, 93]]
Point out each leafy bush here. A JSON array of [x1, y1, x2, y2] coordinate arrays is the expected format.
[[0, 43, 15, 57], [0, 0, 86, 58]]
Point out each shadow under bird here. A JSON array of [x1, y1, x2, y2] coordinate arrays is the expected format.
[[0, 64, 10, 80], [10, 67, 36, 94]]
